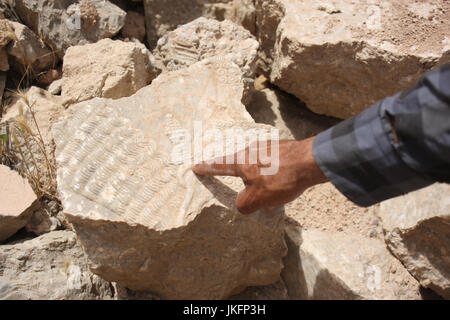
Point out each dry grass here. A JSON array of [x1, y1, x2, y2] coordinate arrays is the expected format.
[[1, 89, 58, 202]]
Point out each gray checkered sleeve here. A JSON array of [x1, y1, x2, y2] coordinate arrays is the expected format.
[[313, 63, 450, 207]]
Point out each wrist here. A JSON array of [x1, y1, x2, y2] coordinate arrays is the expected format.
[[298, 136, 328, 187]]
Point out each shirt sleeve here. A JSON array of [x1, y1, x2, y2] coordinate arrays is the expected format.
[[312, 63, 450, 207]]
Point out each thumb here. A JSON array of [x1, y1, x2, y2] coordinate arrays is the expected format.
[[236, 185, 260, 214]]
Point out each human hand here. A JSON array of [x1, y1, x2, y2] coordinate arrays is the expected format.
[[192, 137, 328, 214]]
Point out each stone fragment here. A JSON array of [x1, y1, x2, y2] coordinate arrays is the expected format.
[[0, 164, 38, 242], [62, 39, 159, 106], [6, 21, 57, 74], [13, 0, 126, 58], [53, 57, 286, 299], [121, 11, 146, 42], [154, 17, 258, 104], [378, 183, 450, 299], [282, 224, 422, 299], [48, 79, 63, 95], [255, 0, 450, 118], [0, 231, 114, 299], [143, 0, 234, 48]]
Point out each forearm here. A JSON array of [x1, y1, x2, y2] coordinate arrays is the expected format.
[[312, 64, 450, 207]]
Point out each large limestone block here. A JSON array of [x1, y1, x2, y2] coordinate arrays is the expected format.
[[13, 0, 126, 58], [282, 225, 421, 300], [378, 183, 450, 299], [258, 0, 450, 119], [6, 21, 56, 73], [0, 165, 38, 242], [53, 57, 286, 299], [143, 0, 233, 48], [62, 39, 159, 106], [154, 17, 259, 104], [0, 231, 114, 299]]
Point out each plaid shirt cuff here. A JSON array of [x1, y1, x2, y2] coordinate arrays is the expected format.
[[312, 97, 432, 207]]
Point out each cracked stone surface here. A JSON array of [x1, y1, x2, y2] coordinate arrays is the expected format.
[[250, 0, 450, 118], [62, 38, 160, 106], [378, 183, 450, 299]]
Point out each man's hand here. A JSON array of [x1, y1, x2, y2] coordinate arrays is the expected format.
[[192, 137, 328, 214]]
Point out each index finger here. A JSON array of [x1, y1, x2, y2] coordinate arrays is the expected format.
[[192, 155, 241, 177]]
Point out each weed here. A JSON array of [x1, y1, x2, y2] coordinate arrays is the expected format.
[[1, 89, 58, 202]]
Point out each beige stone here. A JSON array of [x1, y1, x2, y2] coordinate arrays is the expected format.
[[0, 231, 114, 299], [13, 0, 126, 58], [48, 79, 62, 95], [2, 87, 64, 150], [53, 57, 286, 299], [255, 0, 450, 118], [121, 11, 146, 42], [378, 183, 450, 299], [154, 17, 259, 104], [143, 0, 234, 48], [0, 164, 38, 242], [6, 21, 57, 73], [62, 39, 159, 106], [282, 224, 421, 299]]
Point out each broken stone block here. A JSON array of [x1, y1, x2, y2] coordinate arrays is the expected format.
[[0, 164, 38, 242], [0, 231, 114, 299], [143, 0, 234, 48], [282, 224, 422, 299], [62, 38, 160, 106], [378, 183, 450, 299], [256, 0, 450, 118], [48, 79, 62, 95], [13, 0, 126, 58], [154, 17, 259, 104], [6, 21, 57, 74], [53, 57, 286, 299]]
